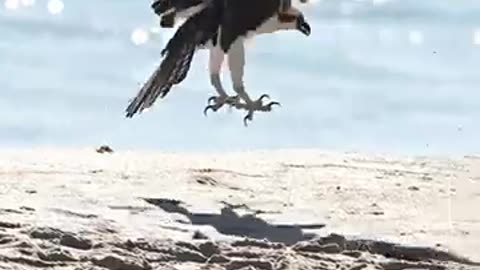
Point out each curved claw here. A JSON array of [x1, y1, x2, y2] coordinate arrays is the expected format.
[[207, 96, 217, 105], [258, 94, 270, 102], [267, 101, 281, 109], [243, 114, 253, 127], [203, 105, 217, 116]]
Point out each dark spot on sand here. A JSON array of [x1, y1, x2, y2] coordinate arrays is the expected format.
[[20, 206, 35, 212], [0, 209, 23, 214], [195, 175, 218, 186], [421, 174, 433, 181], [193, 231, 209, 240], [96, 145, 114, 154], [60, 233, 93, 250], [371, 211, 384, 216], [92, 254, 150, 270], [0, 221, 21, 229], [29, 227, 64, 240], [342, 250, 363, 258], [293, 242, 342, 254]]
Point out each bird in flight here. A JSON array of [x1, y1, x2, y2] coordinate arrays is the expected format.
[[125, 0, 311, 126]]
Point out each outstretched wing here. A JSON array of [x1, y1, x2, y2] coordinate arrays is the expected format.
[[125, 1, 222, 118]]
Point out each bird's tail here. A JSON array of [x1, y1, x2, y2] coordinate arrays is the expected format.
[[125, 2, 221, 118]]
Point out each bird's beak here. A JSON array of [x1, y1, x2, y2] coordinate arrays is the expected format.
[[296, 15, 311, 36]]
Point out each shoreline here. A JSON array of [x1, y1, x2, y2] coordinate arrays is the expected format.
[[0, 144, 477, 159]]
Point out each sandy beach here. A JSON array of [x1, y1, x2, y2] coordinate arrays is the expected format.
[[0, 147, 479, 269]]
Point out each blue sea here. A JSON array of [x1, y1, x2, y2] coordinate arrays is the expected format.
[[1, 0, 480, 155]]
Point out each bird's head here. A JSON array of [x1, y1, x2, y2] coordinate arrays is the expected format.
[[278, 8, 311, 36]]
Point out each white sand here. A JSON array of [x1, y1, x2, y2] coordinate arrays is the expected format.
[[0, 148, 479, 269]]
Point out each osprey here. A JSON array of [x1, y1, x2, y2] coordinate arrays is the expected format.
[[125, 0, 311, 125]]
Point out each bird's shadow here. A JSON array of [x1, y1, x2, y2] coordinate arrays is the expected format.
[[142, 197, 325, 245]]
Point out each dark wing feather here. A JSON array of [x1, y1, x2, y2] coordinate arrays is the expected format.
[[151, 0, 171, 15], [125, 1, 222, 118], [152, 0, 205, 28], [172, 44, 196, 84], [152, 0, 203, 15], [125, 47, 178, 118], [146, 44, 195, 105]]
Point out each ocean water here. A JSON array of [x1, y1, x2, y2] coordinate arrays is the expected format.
[[1, 0, 480, 155]]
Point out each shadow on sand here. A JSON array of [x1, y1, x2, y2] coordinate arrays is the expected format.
[[142, 197, 325, 245], [141, 197, 480, 268]]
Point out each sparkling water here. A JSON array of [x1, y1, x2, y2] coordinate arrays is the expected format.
[[1, 0, 479, 155]]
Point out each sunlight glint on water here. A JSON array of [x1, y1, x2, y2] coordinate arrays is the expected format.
[[1, 0, 480, 155]]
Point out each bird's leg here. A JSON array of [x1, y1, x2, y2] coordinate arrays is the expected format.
[[227, 40, 280, 126], [208, 74, 239, 106], [203, 47, 239, 115]]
